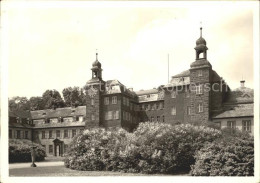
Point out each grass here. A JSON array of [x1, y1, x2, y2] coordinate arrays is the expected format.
[[9, 165, 189, 177]]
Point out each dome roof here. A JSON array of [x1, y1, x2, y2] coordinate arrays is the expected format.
[[92, 60, 101, 68], [92, 53, 101, 68], [196, 37, 206, 45]]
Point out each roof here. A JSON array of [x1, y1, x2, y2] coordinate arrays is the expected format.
[[9, 122, 33, 129], [171, 70, 190, 78], [224, 87, 254, 104], [105, 80, 136, 96], [212, 103, 253, 119], [30, 106, 86, 119], [135, 88, 158, 96], [9, 110, 31, 119], [33, 121, 85, 129]]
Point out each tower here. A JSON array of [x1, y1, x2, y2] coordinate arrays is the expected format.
[[85, 52, 105, 128], [189, 27, 212, 125]]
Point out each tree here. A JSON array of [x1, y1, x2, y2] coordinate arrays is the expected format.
[[8, 96, 30, 111], [29, 97, 45, 111], [42, 90, 65, 109], [62, 87, 86, 107]]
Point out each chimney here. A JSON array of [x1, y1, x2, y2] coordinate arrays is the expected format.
[[240, 80, 245, 88], [128, 87, 133, 92]]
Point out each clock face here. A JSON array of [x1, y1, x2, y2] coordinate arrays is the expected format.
[[87, 86, 98, 97]]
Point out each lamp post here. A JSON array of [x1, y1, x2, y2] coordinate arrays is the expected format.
[[30, 146, 37, 167], [30, 130, 37, 167]]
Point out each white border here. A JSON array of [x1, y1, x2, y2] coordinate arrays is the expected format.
[[1, 1, 259, 183]]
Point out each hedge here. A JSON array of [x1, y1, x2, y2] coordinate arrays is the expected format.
[[190, 134, 254, 176], [64, 122, 222, 174], [9, 139, 46, 163]]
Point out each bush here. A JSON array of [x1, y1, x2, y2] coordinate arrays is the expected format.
[[190, 135, 254, 176], [64, 122, 222, 174], [9, 139, 46, 163]]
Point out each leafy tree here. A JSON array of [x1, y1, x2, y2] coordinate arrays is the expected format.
[[62, 87, 86, 107], [42, 89, 65, 109], [29, 97, 45, 111], [8, 96, 30, 111]]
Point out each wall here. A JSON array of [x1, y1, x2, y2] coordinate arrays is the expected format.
[[212, 117, 254, 136]]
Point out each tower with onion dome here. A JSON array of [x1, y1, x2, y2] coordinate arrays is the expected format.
[[85, 52, 105, 128]]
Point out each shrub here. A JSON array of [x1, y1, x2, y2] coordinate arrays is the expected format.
[[190, 135, 254, 176], [9, 139, 46, 163], [64, 122, 222, 174]]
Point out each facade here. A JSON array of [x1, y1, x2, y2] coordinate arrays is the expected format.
[[8, 27, 254, 157]]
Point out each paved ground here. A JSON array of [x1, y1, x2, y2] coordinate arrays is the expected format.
[[9, 157, 189, 176]]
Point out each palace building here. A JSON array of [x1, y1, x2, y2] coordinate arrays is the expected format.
[[9, 28, 254, 157]]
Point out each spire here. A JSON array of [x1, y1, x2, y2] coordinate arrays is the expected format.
[[96, 49, 98, 61], [200, 27, 202, 37]]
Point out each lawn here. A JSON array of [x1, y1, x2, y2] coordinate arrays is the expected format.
[[9, 165, 189, 176]]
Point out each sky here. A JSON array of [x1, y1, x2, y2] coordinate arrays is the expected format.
[[4, 1, 256, 99]]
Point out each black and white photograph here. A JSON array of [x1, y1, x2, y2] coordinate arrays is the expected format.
[[0, 1, 259, 183]]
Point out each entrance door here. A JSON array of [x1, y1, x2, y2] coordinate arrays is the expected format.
[[53, 139, 63, 157]]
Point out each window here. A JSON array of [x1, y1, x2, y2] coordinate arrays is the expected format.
[[187, 106, 191, 115], [17, 130, 21, 139], [79, 116, 83, 122], [49, 130, 53, 138], [9, 130, 12, 139], [198, 70, 203, 77], [49, 145, 53, 154], [45, 118, 50, 124], [64, 130, 68, 138], [157, 116, 160, 122], [108, 111, 113, 120], [147, 104, 151, 110], [63, 117, 73, 123], [156, 103, 159, 110], [242, 120, 251, 132], [171, 107, 176, 115], [56, 130, 60, 138], [198, 103, 203, 113], [123, 97, 126, 105], [196, 85, 203, 95], [114, 111, 119, 120], [162, 116, 165, 122], [145, 104, 149, 111], [151, 116, 154, 122], [42, 131, 46, 139], [91, 114, 95, 121], [227, 121, 236, 134], [91, 98, 94, 106], [112, 96, 117, 104], [171, 91, 177, 98], [126, 98, 129, 106], [80, 129, 84, 133], [104, 97, 109, 105], [123, 111, 126, 120], [72, 129, 76, 138], [25, 131, 28, 139], [50, 118, 58, 123]]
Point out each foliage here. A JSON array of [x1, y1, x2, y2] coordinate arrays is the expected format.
[[29, 96, 45, 111], [42, 89, 65, 109], [8, 96, 30, 111], [62, 87, 86, 107], [64, 122, 222, 174], [9, 139, 46, 163], [190, 135, 254, 176]]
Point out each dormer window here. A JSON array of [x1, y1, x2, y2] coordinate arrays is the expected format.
[[147, 94, 150, 98], [71, 109, 75, 113], [179, 77, 185, 82], [42, 112, 46, 115]]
